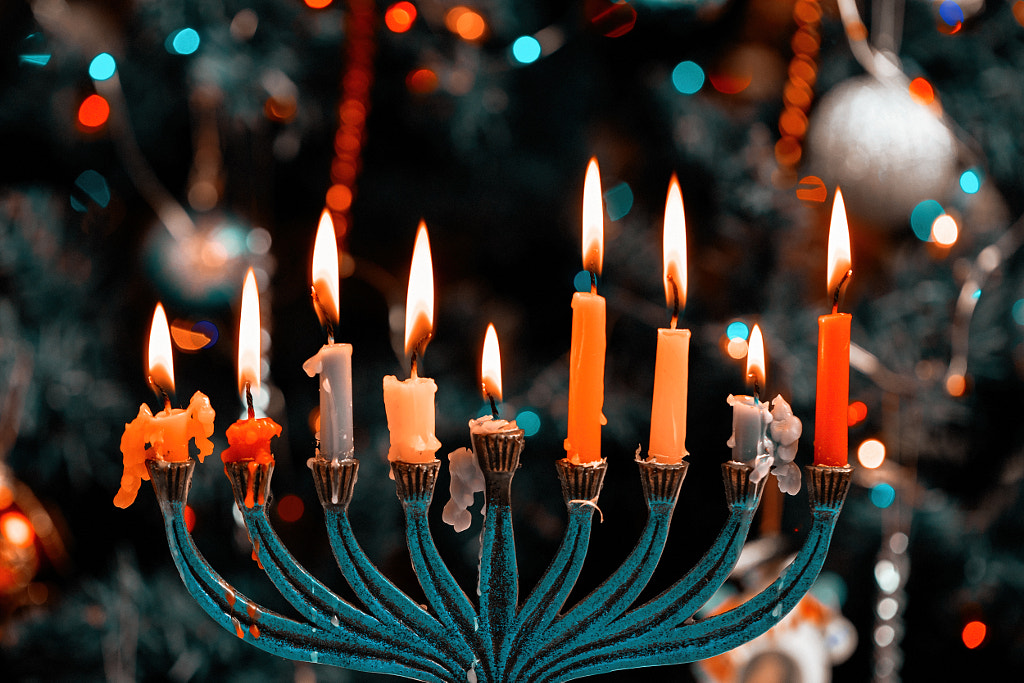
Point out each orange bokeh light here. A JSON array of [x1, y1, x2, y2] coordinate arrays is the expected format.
[[847, 400, 868, 426], [276, 494, 305, 523], [304, 0, 333, 9], [796, 176, 828, 203], [183, 505, 196, 532], [385, 2, 417, 33], [78, 94, 110, 128], [406, 68, 439, 94], [779, 106, 808, 138], [447, 7, 486, 41], [962, 620, 986, 649], [1015, 2, 1024, 28], [774, 136, 802, 166], [946, 373, 967, 397], [0, 511, 35, 548], [909, 77, 935, 105], [326, 184, 353, 212]]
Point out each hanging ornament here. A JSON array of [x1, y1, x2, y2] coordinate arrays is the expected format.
[[805, 75, 957, 229]]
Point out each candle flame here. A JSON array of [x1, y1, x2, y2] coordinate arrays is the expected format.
[[404, 221, 434, 358], [827, 187, 853, 298], [663, 174, 687, 313], [746, 324, 766, 391], [581, 157, 604, 276], [311, 209, 340, 331], [238, 268, 262, 397], [147, 302, 175, 397], [481, 323, 502, 403]]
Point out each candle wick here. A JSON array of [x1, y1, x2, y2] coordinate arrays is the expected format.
[[160, 387, 172, 413], [668, 275, 680, 330], [410, 351, 418, 379], [590, 270, 597, 295], [752, 377, 761, 403], [311, 285, 336, 343], [487, 391, 500, 420], [245, 382, 255, 420], [832, 269, 852, 314]]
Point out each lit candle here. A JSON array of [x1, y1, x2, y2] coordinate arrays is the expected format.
[[814, 188, 853, 467], [727, 325, 770, 466], [382, 222, 441, 463], [648, 175, 690, 464], [564, 158, 607, 465], [470, 323, 519, 434], [115, 303, 216, 508], [302, 210, 355, 460], [222, 269, 282, 467]]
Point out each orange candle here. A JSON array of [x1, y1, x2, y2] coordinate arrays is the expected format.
[[814, 189, 853, 467], [649, 175, 690, 464], [383, 223, 441, 463], [222, 268, 281, 465], [115, 304, 216, 508], [565, 158, 606, 465]]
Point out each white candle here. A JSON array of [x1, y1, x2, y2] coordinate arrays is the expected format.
[[727, 325, 770, 466], [304, 210, 355, 460]]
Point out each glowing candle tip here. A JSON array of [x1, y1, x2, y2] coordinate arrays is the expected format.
[[404, 222, 435, 360], [663, 174, 688, 318], [582, 157, 604, 276]]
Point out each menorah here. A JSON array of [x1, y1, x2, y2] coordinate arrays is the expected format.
[[146, 423, 851, 682]]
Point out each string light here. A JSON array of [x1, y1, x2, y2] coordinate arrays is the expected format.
[[775, 0, 822, 186], [384, 2, 416, 33]]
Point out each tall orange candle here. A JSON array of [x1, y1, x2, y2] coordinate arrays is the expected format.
[[115, 304, 216, 508], [649, 175, 690, 464], [383, 223, 441, 463], [222, 268, 282, 466], [814, 188, 853, 467], [565, 158, 606, 465]]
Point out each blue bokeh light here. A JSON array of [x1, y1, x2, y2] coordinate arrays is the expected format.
[[671, 61, 704, 95], [870, 483, 896, 509], [511, 36, 541, 64], [193, 320, 219, 349], [604, 182, 634, 221], [726, 321, 750, 341], [959, 169, 981, 194], [938, 1, 965, 26], [89, 53, 117, 80], [910, 200, 944, 241], [70, 170, 110, 211], [167, 28, 201, 55], [573, 270, 593, 293], [516, 410, 541, 437]]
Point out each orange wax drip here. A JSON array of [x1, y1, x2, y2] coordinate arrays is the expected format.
[[221, 417, 281, 465], [233, 617, 244, 639], [226, 589, 236, 609], [251, 536, 264, 568], [565, 290, 607, 464], [249, 623, 261, 639], [115, 391, 216, 509], [813, 312, 851, 466]]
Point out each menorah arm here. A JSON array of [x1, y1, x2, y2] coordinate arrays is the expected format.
[[504, 459, 607, 682], [537, 465, 852, 683], [148, 460, 450, 682], [519, 461, 688, 681], [308, 458, 473, 670], [392, 461, 486, 671]]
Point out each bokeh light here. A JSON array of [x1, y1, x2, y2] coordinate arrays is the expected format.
[[183, 505, 196, 532], [406, 68, 439, 94], [726, 337, 748, 360], [946, 373, 966, 397], [959, 169, 981, 194], [0, 511, 34, 548], [88, 53, 116, 81], [1012, 299, 1024, 325], [516, 409, 541, 437], [70, 169, 110, 210], [587, 0, 637, 38], [304, 0, 333, 8], [939, 1, 965, 27], [77, 94, 110, 128], [870, 483, 896, 508], [672, 61, 705, 95], [447, 7, 486, 41], [1016, 1, 1024, 28], [603, 182, 633, 220], [847, 401, 868, 426], [167, 28, 201, 55], [326, 184, 353, 212], [908, 77, 935, 105], [962, 620, 987, 649], [877, 597, 899, 620], [874, 559, 901, 593], [726, 321, 749, 340], [931, 214, 958, 246], [874, 624, 896, 647], [385, 2, 416, 33], [858, 438, 886, 469], [276, 494, 305, 522], [910, 200, 944, 241], [796, 176, 828, 202], [512, 36, 542, 65], [573, 270, 593, 293]]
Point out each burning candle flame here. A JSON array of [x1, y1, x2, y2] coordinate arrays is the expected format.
[[481, 323, 502, 403], [827, 187, 853, 301], [746, 324, 766, 394], [147, 302, 174, 398], [311, 209, 340, 333], [582, 157, 604, 277], [238, 268, 262, 397], [663, 174, 687, 317], [404, 221, 434, 359]]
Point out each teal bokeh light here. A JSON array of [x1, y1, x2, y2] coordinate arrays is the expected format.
[[959, 169, 981, 194], [574, 270, 594, 293], [671, 61, 704, 95], [1012, 299, 1024, 325], [89, 53, 117, 80], [870, 483, 896, 509], [910, 200, 944, 241], [516, 410, 541, 437], [604, 182, 634, 221], [726, 321, 749, 341], [511, 36, 541, 64], [167, 28, 201, 55]]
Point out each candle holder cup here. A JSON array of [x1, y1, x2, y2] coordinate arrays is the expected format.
[[145, 442, 852, 682]]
